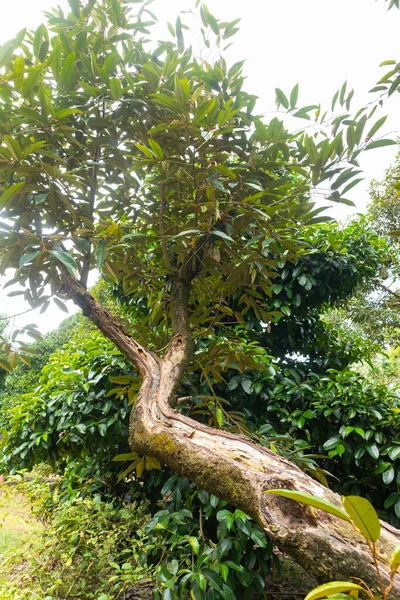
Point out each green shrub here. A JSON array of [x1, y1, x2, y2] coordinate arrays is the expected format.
[[0, 476, 151, 600]]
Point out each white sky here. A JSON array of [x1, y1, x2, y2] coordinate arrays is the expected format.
[[1, 0, 400, 334]]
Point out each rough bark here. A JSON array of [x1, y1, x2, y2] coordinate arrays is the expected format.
[[64, 276, 400, 595]]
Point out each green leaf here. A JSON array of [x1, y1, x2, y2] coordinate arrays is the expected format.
[[53, 297, 69, 313], [388, 446, 400, 460], [150, 93, 182, 114], [59, 51, 76, 91], [265, 490, 351, 522], [289, 83, 299, 109], [342, 496, 381, 542], [4, 136, 22, 161], [23, 141, 46, 158], [391, 543, 400, 571], [0, 359, 12, 372], [188, 536, 200, 554], [275, 88, 289, 109], [135, 143, 154, 159], [49, 250, 79, 277], [366, 115, 387, 139], [110, 77, 123, 100], [0, 182, 25, 208], [250, 529, 267, 547], [33, 24, 49, 60], [192, 99, 216, 125], [19, 252, 41, 268], [323, 436, 340, 450], [383, 467, 395, 485], [211, 229, 234, 243], [365, 139, 396, 150], [55, 108, 83, 120], [366, 443, 379, 459], [304, 581, 363, 600], [171, 229, 200, 239], [96, 239, 106, 270], [112, 452, 139, 462], [148, 139, 164, 160]]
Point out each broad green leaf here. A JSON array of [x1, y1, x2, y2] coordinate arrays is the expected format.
[[188, 536, 200, 554], [290, 83, 299, 109], [19, 252, 41, 268], [265, 490, 351, 522], [49, 250, 79, 277], [53, 297, 69, 313], [192, 99, 216, 125], [342, 496, 381, 542], [365, 139, 396, 150], [4, 136, 22, 161], [112, 452, 139, 462], [0, 182, 25, 208], [383, 467, 395, 485], [148, 139, 163, 160], [135, 143, 153, 159], [211, 229, 234, 243], [59, 51, 76, 91], [275, 88, 289, 109], [391, 543, 400, 571], [150, 92, 182, 114], [55, 108, 83, 120], [110, 77, 123, 100], [23, 141, 46, 158], [304, 582, 363, 600], [366, 115, 387, 139], [171, 229, 200, 239], [96, 239, 106, 270]]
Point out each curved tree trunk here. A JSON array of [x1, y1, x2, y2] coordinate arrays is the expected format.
[[66, 276, 400, 596]]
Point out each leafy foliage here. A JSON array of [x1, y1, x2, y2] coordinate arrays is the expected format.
[[267, 490, 399, 600], [0, 328, 135, 473]]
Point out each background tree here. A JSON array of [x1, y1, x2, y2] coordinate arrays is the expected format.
[[0, 0, 399, 589]]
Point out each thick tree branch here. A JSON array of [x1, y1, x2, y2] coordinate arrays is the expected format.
[[61, 274, 153, 376]]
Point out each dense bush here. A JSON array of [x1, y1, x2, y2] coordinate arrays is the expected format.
[[223, 365, 400, 525], [0, 474, 151, 600], [0, 329, 135, 473]]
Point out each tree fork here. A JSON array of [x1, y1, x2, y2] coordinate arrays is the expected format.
[[64, 276, 400, 593]]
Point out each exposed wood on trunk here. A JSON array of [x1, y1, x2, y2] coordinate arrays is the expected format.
[[63, 274, 400, 595]]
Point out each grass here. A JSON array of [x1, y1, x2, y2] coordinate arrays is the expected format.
[[0, 484, 42, 596]]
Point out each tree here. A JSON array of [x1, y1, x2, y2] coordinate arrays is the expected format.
[[0, 0, 399, 589]]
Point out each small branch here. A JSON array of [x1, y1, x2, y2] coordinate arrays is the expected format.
[[0, 307, 36, 321], [159, 178, 172, 271], [374, 280, 400, 300], [80, 145, 101, 288]]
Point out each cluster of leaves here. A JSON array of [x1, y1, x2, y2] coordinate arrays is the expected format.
[[0, 313, 85, 423], [249, 365, 400, 524], [145, 472, 273, 600], [0, 327, 136, 473], [0, 0, 396, 344]]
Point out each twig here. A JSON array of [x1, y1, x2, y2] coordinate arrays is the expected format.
[[159, 178, 172, 271]]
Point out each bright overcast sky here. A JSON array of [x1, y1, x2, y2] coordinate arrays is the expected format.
[[1, 0, 400, 333]]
